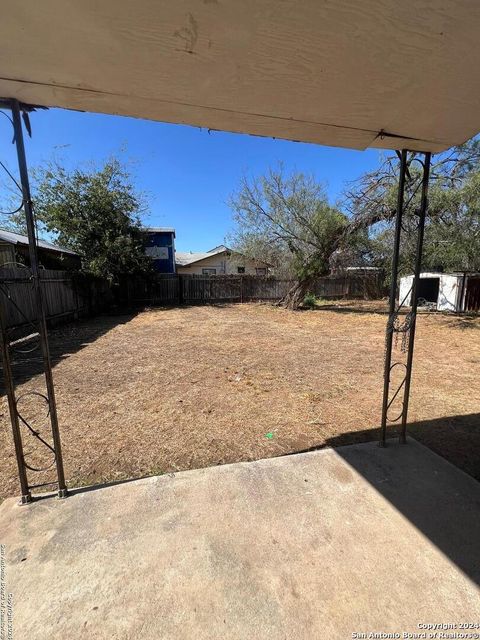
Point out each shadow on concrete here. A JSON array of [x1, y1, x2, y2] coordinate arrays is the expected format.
[[285, 413, 480, 586], [287, 413, 480, 483], [331, 438, 480, 586], [0, 312, 138, 389]]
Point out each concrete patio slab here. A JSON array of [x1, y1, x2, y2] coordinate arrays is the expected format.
[[1, 438, 479, 640]]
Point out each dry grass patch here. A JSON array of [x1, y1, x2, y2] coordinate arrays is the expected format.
[[1, 301, 479, 499]]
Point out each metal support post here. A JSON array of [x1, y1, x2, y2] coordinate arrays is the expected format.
[[379, 150, 431, 446], [0, 99, 68, 500]]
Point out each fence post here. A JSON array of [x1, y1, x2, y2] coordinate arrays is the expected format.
[[127, 276, 132, 309], [72, 273, 80, 320], [178, 275, 183, 305]]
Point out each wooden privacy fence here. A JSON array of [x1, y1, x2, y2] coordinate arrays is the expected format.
[[181, 275, 293, 303], [0, 269, 384, 330], [122, 272, 384, 306], [0, 267, 111, 330], [122, 273, 180, 306], [121, 274, 294, 305], [312, 273, 384, 300]]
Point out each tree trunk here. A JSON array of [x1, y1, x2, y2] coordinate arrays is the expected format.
[[278, 279, 313, 310]]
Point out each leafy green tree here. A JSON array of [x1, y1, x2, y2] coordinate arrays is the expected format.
[[13, 157, 151, 282], [229, 167, 351, 309]]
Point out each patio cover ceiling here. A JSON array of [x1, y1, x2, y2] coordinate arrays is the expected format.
[[1, 1, 480, 153]]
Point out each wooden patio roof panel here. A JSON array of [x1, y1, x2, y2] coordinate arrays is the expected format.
[[1, 1, 480, 152]]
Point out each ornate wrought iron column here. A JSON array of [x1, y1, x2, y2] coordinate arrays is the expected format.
[[379, 149, 431, 446], [0, 99, 67, 502]]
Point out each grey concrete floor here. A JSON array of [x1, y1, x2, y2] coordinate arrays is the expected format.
[[1, 439, 479, 640]]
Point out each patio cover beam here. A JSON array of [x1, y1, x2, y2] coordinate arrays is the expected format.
[[1, 1, 480, 152]]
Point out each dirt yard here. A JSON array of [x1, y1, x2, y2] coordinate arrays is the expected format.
[[1, 301, 479, 500]]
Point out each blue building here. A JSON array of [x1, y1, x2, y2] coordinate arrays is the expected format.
[[143, 228, 176, 273]]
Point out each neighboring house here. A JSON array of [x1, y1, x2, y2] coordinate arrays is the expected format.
[[175, 245, 271, 276], [0, 229, 81, 270], [143, 228, 176, 273], [399, 272, 480, 312]]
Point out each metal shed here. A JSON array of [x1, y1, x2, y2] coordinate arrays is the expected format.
[[400, 272, 480, 312]]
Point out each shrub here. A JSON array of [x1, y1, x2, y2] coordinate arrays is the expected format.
[[303, 292, 317, 309]]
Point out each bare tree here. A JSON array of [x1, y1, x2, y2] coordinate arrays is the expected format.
[[229, 167, 349, 309], [343, 140, 480, 276]]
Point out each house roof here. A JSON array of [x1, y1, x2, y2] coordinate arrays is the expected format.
[[0, 229, 79, 256], [207, 245, 229, 254], [144, 227, 176, 236], [175, 246, 272, 268], [175, 246, 227, 267], [1, 2, 480, 152]]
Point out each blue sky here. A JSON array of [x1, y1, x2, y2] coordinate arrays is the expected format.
[[1, 108, 385, 252]]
